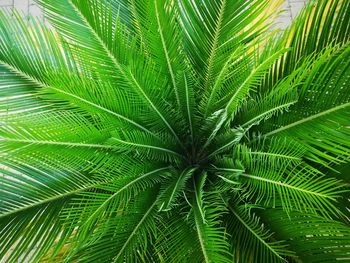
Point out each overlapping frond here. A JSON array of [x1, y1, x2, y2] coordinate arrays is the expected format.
[[261, 44, 350, 165], [213, 139, 347, 218], [190, 177, 232, 263], [259, 207, 350, 262], [239, 167, 345, 218], [260, 0, 350, 91], [178, 0, 280, 84], [224, 198, 293, 263], [67, 190, 160, 262], [155, 209, 200, 262], [0, 161, 100, 262], [157, 167, 196, 211], [37, 0, 185, 146], [64, 166, 170, 240], [0, 11, 155, 136]]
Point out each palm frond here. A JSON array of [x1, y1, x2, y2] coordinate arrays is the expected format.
[[0, 161, 102, 262], [107, 131, 183, 163], [0, 13, 156, 137], [260, 0, 350, 90], [67, 166, 171, 239], [261, 44, 350, 165], [236, 71, 301, 130], [37, 0, 185, 148], [0, 199, 70, 262], [214, 140, 346, 217], [68, 190, 159, 262], [224, 197, 293, 263], [190, 177, 232, 263], [259, 206, 350, 262], [0, 0, 349, 261], [130, 0, 186, 109], [157, 167, 196, 211], [223, 49, 290, 120], [234, 138, 306, 170], [178, 0, 279, 87], [240, 167, 346, 218], [155, 209, 200, 262]]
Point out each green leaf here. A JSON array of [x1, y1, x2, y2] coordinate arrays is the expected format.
[[240, 168, 346, 218], [259, 207, 350, 263], [158, 167, 197, 211], [0, 0, 349, 261], [262, 45, 350, 164], [224, 198, 293, 263]]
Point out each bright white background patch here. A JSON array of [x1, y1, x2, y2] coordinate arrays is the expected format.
[[0, 0, 308, 27]]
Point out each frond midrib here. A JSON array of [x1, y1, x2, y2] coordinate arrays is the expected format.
[[184, 73, 194, 143], [1, 137, 182, 158], [154, 0, 180, 106], [0, 183, 99, 219], [241, 100, 298, 128], [241, 173, 336, 200], [264, 101, 350, 137], [249, 151, 301, 161], [164, 170, 189, 208], [110, 138, 183, 158], [203, 0, 227, 94], [193, 209, 210, 263]]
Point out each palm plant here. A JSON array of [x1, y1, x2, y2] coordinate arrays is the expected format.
[[0, 0, 350, 261]]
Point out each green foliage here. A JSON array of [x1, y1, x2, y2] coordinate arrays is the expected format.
[[0, 0, 349, 262]]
